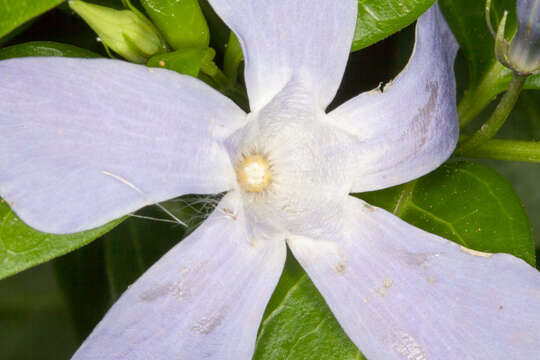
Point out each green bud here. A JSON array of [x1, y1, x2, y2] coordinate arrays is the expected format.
[[141, 0, 210, 50], [69, 0, 166, 64], [486, 0, 540, 75], [508, 0, 540, 74]]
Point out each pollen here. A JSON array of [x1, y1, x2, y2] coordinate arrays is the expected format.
[[236, 154, 272, 192]]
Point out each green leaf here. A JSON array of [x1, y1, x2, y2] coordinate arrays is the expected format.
[[0, 41, 100, 60], [0, 0, 64, 38], [351, 0, 435, 52], [360, 161, 535, 266], [0, 199, 123, 280], [483, 91, 540, 261], [439, 0, 540, 126], [254, 161, 534, 359]]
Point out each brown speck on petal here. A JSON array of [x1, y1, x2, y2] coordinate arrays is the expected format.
[[392, 331, 426, 360], [222, 208, 237, 220], [139, 283, 170, 302], [192, 312, 225, 335], [335, 262, 347, 273]]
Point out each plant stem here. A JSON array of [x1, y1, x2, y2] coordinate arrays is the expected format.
[[456, 72, 528, 154], [457, 138, 540, 163], [457, 62, 510, 128]]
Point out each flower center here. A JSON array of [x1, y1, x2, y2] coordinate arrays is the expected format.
[[236, 154, 272, 192]]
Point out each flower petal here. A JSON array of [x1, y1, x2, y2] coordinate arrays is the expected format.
[[328, 4, 459, 192], [288, 196, 540, 359], [0, 57, 245, 234], [72, 192, 286, 360], [207, 0, 357, 111]]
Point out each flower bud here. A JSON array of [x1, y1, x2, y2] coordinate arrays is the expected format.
[[69, 0, 166, 64], [141, 0, 210, 50], [508, 0, 540, 74]]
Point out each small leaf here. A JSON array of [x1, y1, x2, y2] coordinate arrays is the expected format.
[[254, 161, 534, 359], [0, 199, 123, 280], [147, 48, 215, 77], [0, 0, 64, 38], [352, 0, 435, 52]]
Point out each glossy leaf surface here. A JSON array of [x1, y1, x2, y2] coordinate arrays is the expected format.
[[351, 0, 435, 52], [0, 199, 122, 280], [485, 92, 540, 258], [0, 41, 100, 60], [0, 0, 64, 38], [360, 161, 535, 266]]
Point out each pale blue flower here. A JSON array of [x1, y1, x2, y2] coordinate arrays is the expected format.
[[508, 0, 540, 74], [1, 1, 539, 359]]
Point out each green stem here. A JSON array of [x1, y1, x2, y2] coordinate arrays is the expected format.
[[457, 138, 540, 163], [456, 72, 527, 154], [458, 63, 510, 128]]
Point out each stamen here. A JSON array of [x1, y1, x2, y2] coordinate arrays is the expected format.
[[236, 154, 272, 192]]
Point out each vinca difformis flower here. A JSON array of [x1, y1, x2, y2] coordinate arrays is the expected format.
[[1, 1, 540, 359]]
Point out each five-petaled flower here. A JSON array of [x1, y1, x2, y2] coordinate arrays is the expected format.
[[1, 1, 540, 359]]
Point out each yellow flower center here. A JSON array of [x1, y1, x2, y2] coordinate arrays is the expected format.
[[236, 154, 272, 192]]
